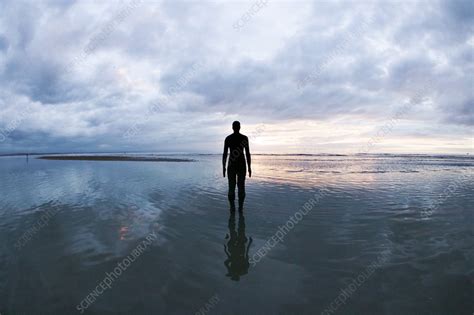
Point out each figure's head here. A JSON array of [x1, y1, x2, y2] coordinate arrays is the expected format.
[[232, 121, 241, 133]]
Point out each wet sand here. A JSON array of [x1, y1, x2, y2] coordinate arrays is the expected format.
[[37, 155, 195, 162], [1, 154, 472, 314]]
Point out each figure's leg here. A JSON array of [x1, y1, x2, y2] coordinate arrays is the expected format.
[[228, 167, 236, 208], [237, 169, 246, 210]]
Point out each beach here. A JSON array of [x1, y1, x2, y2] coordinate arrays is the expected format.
[[0, 153, 472, 314], [38, 155, 195, 162]]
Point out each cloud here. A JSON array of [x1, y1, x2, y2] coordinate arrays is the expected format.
[[0, 0, 472, 154]]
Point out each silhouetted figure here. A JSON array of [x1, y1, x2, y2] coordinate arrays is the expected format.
[[224, 212, 252, 281], [223, 121, 251, 212]]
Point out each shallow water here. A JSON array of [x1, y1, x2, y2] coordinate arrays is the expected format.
[[0, 154, 473, 314]]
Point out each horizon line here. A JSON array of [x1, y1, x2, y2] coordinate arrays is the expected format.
[[0, 151, 472, 157]]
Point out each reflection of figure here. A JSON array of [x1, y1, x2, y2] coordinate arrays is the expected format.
[[222, 121, 252, 212], [224, 213, 252, 281]]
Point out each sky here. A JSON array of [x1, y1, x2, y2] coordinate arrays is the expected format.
[[0, 0, 472, 154]]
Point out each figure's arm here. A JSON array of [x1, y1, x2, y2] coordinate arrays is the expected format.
[[245, 137, 251, 177], [223, 138, 228, 177], [224, 244, 230, 257]]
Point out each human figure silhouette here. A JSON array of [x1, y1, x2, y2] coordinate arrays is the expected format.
[[222, 121, 251, 212], [224, 212, 252, 281]]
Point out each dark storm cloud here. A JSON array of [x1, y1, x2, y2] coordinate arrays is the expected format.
[[443, 0, 474, 23]]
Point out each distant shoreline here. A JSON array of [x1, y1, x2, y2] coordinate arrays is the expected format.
[[1, 152, 471, 157], [37, 155, 195, 162], [0, 152, 471, 159]]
